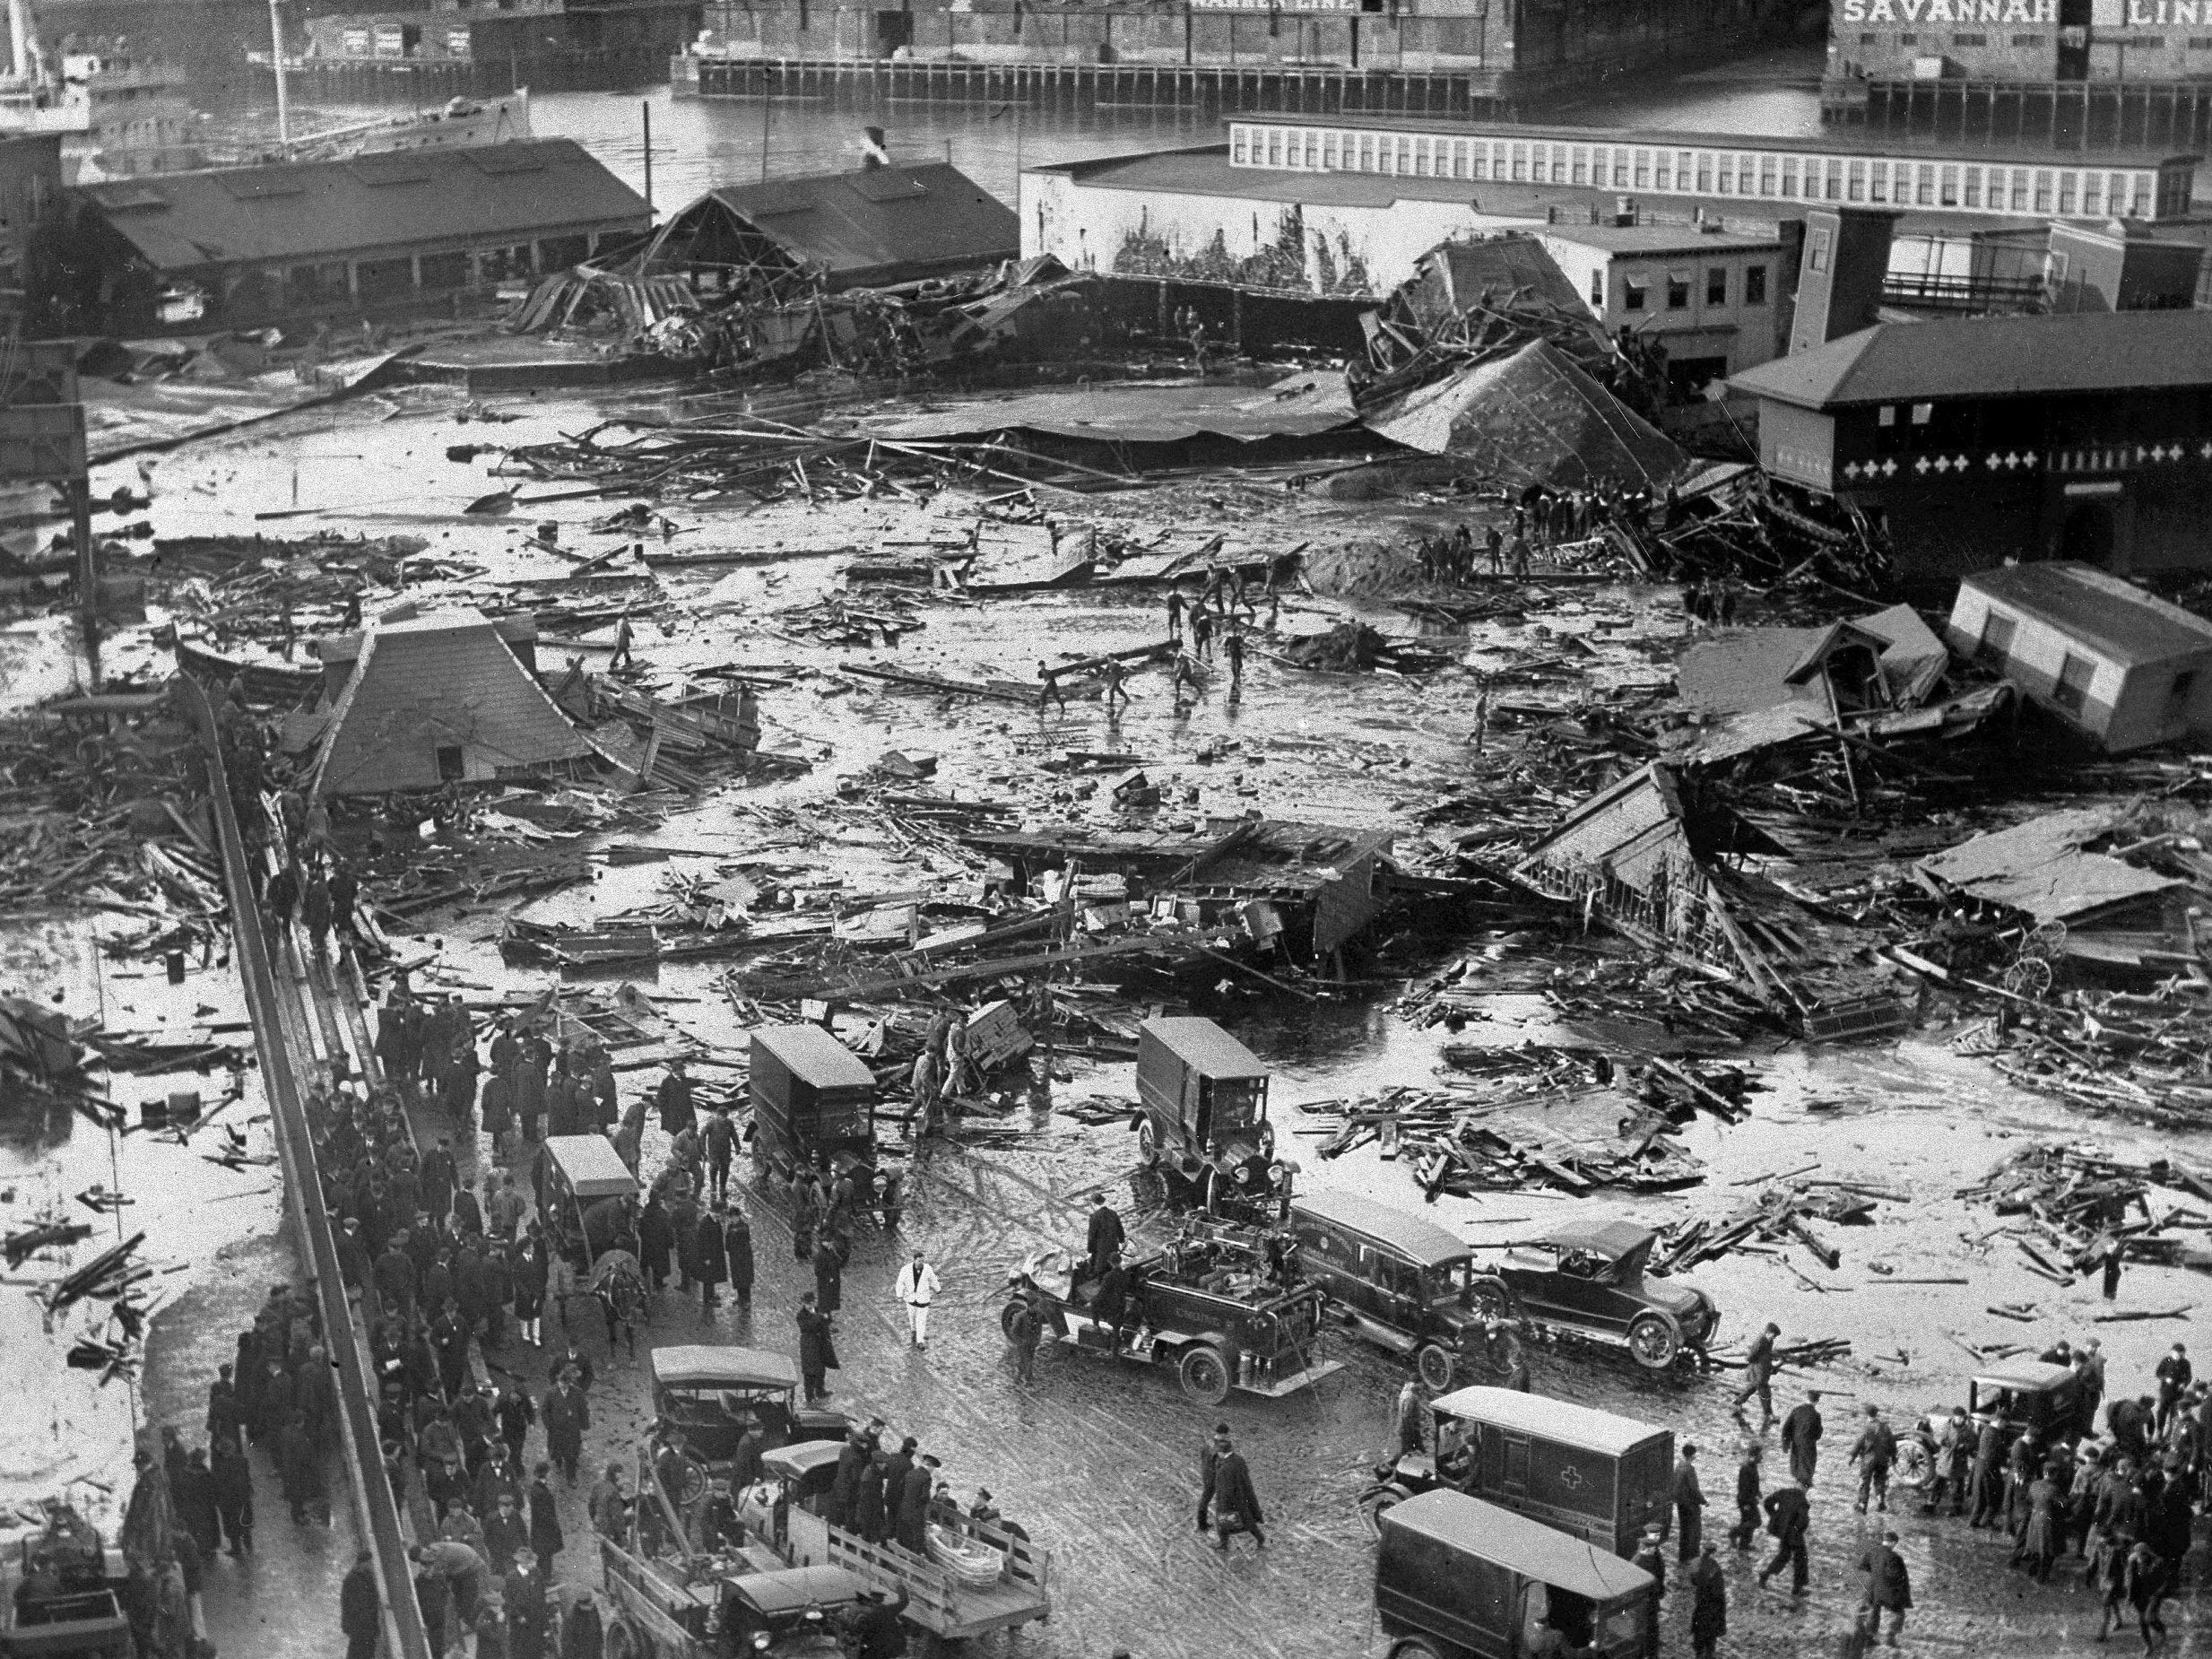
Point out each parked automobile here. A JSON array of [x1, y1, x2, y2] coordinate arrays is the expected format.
[[1, 1506, 134, 1659], [649, 1345, 846, 1499], [1374, 1488, 1656, 1659], [1361, 1385, 1673, 1558], [1003, 1221, 1341, 1405], [1895, 1359, 2086, 1488], [1473, 1218, 1719, 1370], [600, 1530, 859, 1659], [1290, 1190, 1526, 1392]]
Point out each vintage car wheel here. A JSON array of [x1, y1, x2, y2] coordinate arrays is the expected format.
[[669, 1453, 708, 1507], [1178, 1344, 1231, 1405], [1414, 1342, 1456, 1393], [1470, 1280, 1514, 1323], [1626, 1313, 1683, 1370], [999, 1301, 1024, 1341], [1358, 1484, 1410, 1538], [1136, 1118, 1158, 1164], [1893, 1437, 1934, 1489], [1387, 1641, 1445, 1659]]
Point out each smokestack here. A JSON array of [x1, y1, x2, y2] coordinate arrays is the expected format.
[[9, 0, 32, 81]]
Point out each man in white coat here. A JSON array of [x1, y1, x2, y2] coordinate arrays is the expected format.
[[894, 1250, 941, 1349]]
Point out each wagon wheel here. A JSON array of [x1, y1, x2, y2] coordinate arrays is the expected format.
[[668, 1452, 708, 1507], [2021, 920, 2069, 961], [2003, 958, 2053, 1001], [1892, 1438, 1933, 1490]]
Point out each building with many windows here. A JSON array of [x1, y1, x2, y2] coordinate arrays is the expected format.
[[1221, 115, 2197, 222], [1535, 222, 1792, 391]]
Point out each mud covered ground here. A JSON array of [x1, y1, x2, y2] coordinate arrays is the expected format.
[[4, 378, 2206, 1656]]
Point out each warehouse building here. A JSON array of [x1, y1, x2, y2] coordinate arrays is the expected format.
[[50, 138, 649, 334]]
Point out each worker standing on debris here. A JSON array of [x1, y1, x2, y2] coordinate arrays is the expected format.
[[266, 862, 299, 942], [1172, 647, 1203, 705], [302, 872, 334, 960], [1486, 525, 1504, 576], [1036, 660, 1068, 714], [1192, 607, 1215, 660], [1224, 629, 1245, 699], [1167, 588, 1185, 641], [1102, 656, 1131, 715], [610, 610, 637, 673], [908, 1045, 941, 1139], [328, 859, 360, 945]]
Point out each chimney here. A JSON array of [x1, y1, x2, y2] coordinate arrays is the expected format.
[[1546, 204, 1557, 225], [1614, 194, 1636, 228], [1789, 205, 1901, 355]]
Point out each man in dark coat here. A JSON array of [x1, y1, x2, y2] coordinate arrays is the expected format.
[[529, 1463, 565, 1574], [1688, 1540, 1727, 1659], [206, 1364, 243, 1450], [895, 1454, 936, 1553], [828, 1432, 870, 1531], [542, 1377, 588, 1486], [854, 1452, 890, 1543], [175, 1448, 221, 1557], [703, 1108, 735, 1205], [211, 1436, 254, 1554], [1858, 1529, 1913, 1647], [1851, 1403, 1898, 1515], [1729, 1444, 1763, 1550], [1670, 1444, 1705, 1561], [1782, 1391, 1823, 1488], [724, 1208, 755, 1310], [812, 1235, 844, 1316], [1757, 1479, 1810, 1594], [483, 1492, 529, 1586], [1209, 1430, 1265, 1551], [280, 1412, 328, 1524], [1734, 1321, 1781, 1425], [638, 1195, 672, 1292], [1086, 1192, 1125, 1276], [342, 1550, 381, 1659], [1970, 1411, 2011, 1529], [1196, 1420, 1228, 1532], [694, 1206, 728, 1313], [563, 1593, 603, 1659], [850, 1587, 910, 1659], [656, 1061, 697, 1137], [796, 1293, 837, 1403], [506, 1551, 548, 1659]]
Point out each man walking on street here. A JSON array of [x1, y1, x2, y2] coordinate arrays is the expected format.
[[1858, 1529, 1913, 1648], [704, 1108, 734, 1205], [1730, 1443, 1764, 1550], [1672, 1443, 1705, 1563], [894, 1251, 941, 1349], [1735, 1322, 1780, 1425], [796, 1291, 837, 1403], [1196, 1420, 1228, 1533], [1208, 1429, 1265, 1552], [1852, 1403, 1897, 1515], [1007, 1278, 1043, 1385], [1758, 1478, 1811, 1595], [1689, 1541, 1727, 1659], [1783, 1391, 1824, 1487]]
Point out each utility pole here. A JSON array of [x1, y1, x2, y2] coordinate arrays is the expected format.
[[641, 99, 653, 213], [268, 0, 291, 145]]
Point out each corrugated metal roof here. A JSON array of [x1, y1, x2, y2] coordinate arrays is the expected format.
[[311, 605, 590, 797], [683, 163, 1019, 289], [1728, 311, 2212, 410], [1962, 562, 2212, 667], [869, 371, 1356, 446], [1918, 806, 2184, 923], [77, 139, 648, 272]]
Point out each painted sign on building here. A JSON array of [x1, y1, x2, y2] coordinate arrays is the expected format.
[[2091, 0, 2212, 26], [1839, 0, 2055, 22]]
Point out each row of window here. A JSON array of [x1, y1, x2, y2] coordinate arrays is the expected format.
[[1600, 263, 1770, 311], [1226, 121, 2183, 219]]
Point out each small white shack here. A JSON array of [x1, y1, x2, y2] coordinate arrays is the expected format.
[[1946, 562, 2212, 753]]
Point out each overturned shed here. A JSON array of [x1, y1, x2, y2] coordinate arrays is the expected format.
[[312, 608, 593, 798], [1917, 807, 2190, 928], [1362, 339, 1687, 490], [1514, 762, 1913, 1040], [638, 163, 1020, 293]]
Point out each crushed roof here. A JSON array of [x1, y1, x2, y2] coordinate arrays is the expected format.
[[1364, 339, 1687, 490], [1918, 806, 2184, 924], [1728, 311, 2212, 409], [311, 606, 591, 798], [78, 140, 648, 271], [867, 370, 1356, 446], [672, 163, 1019, 289], [1962, 562, 2212, 667]]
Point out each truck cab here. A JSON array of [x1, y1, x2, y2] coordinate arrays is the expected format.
[[1375, 1489, 1655, 1659], [749, 1026, 878, 1185]]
